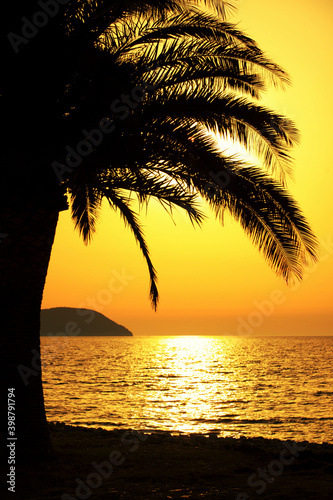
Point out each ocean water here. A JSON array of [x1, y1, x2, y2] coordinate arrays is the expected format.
[[41, 335, 333, 444]]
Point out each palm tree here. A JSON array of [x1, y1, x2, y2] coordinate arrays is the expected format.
[[0, 1, 317, 465]]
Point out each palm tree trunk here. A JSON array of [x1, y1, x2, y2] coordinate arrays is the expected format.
[[0, 195, 66, 468]]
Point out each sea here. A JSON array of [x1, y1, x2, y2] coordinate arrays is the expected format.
[[41, 335, 333, 444]]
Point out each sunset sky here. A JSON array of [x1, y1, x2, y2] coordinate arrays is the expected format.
[[42, 0, 333, 336]]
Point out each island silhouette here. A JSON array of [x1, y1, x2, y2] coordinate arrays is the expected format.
[[41, 307, 133, 336]]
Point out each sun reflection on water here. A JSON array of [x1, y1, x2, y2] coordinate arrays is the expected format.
[[140, 336, 247, 435], [41, 336, 333, 443]]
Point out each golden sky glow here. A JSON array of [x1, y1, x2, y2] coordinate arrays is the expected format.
[[42, 0, 333, 336]]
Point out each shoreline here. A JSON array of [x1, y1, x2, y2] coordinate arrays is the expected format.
[[9, 422, 333, 499], [47, 419, 333, 447]]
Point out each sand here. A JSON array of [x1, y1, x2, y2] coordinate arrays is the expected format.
[[5, 422, 333, 499]]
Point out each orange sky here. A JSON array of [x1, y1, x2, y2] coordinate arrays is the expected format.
[[42, 0, 333, 336]]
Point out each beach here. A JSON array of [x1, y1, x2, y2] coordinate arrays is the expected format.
[[11, 422, 333, 499]]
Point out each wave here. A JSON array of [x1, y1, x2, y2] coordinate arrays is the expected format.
[[192, 417, 333, 424]]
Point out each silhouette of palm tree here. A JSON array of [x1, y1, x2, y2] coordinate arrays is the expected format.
[[0, 2, 317, 464]]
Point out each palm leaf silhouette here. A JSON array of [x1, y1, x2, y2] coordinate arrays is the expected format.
[[55, 8, 316, 308]]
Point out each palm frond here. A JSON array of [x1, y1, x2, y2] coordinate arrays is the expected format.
[[106, 190, 159, 309], [223, 165, 318, 261], [63, 0, 235, 46], [69, 181, 102, 243], [134, 39, 265, 99], [124, 11, 260, 52], [113, 119, 317, 281], [98, 168, 205, 225], [142, 90, 299, 182], [188, 0, 237, 18]]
